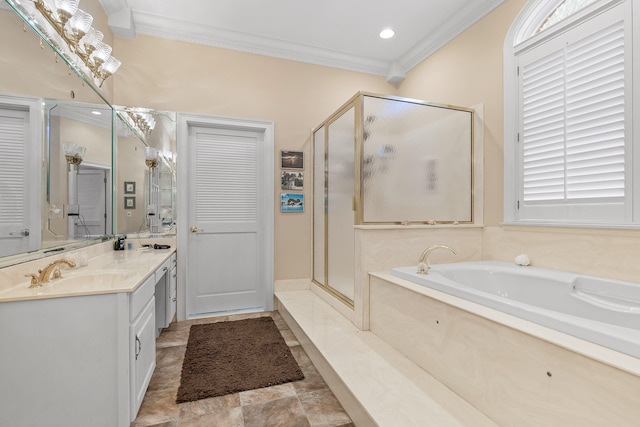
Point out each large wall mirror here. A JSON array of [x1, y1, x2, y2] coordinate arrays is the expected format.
[[0, 3, 114, 268], [0, 3, 177, 268], [45, 100, 114, 244], [115, 108, 177, 237]]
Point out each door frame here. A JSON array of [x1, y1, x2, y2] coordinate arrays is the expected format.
[[176, 113, 274, 321]]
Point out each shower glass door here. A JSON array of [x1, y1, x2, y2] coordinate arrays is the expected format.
[[312, 127, 325, 287], [326, 106, 356, 302], [312, 104, 356, 304]]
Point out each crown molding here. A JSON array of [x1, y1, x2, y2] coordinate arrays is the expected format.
[[133, 10, 390, 77], [399, 0, 506, 71], [97, 1, 507, 84], [97, 0, 135, 38]]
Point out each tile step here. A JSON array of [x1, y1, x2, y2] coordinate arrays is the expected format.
[[275, 289, 500, 427]]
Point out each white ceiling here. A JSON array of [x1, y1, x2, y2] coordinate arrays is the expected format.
[[99, 0, 505, 83]]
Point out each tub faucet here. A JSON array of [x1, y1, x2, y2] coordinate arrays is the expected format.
[[417, 244, 457, 274], [26, 258, 76, 287]]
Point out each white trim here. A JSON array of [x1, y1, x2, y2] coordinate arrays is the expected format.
[[132, 11, 389, 77], [176, 113, 274, 321], [110, 2, 506, 82], [503, 0, 627, 224], [399, 0, 506, 72]]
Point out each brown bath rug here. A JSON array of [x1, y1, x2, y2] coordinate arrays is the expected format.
[[176, 317, 304, 403]]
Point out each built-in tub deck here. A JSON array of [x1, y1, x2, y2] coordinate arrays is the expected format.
[[392, 261, 640, 359], [278, 266, 640, 427], [368, 270, 640, 427], [276, 289, 499, 427]]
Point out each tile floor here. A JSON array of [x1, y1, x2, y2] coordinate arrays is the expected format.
[[131, 311, 354, 427]]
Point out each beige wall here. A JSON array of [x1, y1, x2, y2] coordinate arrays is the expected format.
[[398, 0, 640, 283], [112, 0, 640, 284], [112, 35, 395, 280], [0, 4, 114, 103], [399, 0, 528, 227], [8, 0, 636, 284]]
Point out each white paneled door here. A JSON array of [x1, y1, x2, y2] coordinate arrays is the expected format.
[[73, 166, 109, 237], [182, 117, 274, 317], [0, 98, 41, 257]]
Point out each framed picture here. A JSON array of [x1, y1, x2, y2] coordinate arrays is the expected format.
[[280, 193, 304, 212], [124, 181, 136, 194], [281, 150, 303, 169], [281, 170, 303, 190], [124, 196, 136, 209]]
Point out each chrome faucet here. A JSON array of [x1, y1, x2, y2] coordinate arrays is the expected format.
[[417, 244, 456, 274], [25, 258, 76, 288]]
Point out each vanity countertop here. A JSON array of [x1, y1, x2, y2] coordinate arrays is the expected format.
[[0, 246, 176, 303]]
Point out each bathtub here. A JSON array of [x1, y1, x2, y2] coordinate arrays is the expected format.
[[391, 261, 640, 359]]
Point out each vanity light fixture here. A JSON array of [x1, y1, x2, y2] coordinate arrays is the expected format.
[[126, 109, 156, 136], [144, 147, 159, 170], [379, 28, 395, 39], [15, 0, 121, 87], [63, 141, 86, 172]]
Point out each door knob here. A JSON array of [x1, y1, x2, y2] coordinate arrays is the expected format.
[[9, 229, 29, 237], [190, 226, 198, 233]]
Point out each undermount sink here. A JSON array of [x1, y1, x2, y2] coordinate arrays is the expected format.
[[49, 270, 136, 291], [0, 269, 138, 300]]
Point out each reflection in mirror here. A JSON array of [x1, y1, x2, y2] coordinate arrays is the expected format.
[[44, 100, 113, 245], [0, 4, 114, 268], [115, 108, 176, 237]]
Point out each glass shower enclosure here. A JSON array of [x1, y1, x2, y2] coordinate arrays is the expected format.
[[313, 92, 474, 305]]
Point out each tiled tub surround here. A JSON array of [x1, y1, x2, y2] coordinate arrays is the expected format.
[[0, 239, 176, 427], [390, 261, 640, 359], [369, 272, 640, 427], [315, 225, 483, 330]]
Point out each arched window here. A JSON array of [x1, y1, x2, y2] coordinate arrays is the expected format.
[[503, 0, 638, 227], [537, 0, 598, 33]]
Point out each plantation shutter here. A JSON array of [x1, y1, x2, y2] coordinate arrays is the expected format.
[[518, 3, 628, 223]]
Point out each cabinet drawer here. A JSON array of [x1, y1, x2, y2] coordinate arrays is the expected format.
[[130, 275, 155, 320], [155, 258, 171, 283]]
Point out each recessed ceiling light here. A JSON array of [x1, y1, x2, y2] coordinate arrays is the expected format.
[[91, 110, 102, 115], [379, 28, 395, 39]]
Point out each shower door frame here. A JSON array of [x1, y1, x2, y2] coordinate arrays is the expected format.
[[312, 92, 476, 307]]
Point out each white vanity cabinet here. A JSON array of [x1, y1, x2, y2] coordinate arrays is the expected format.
[[155, 252, 177, 334], [0, 251, 174, 427], [129, 274, 157, 418], [169, 253, 177, 321]]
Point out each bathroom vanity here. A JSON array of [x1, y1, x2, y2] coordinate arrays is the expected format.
[[0, 242, 176, 426]]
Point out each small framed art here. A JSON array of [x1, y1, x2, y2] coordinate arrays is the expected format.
[[124, 181, 136, 194], [281, 150, 303, 169], [280, 193, 304, 212], [124, 196, 136, 209], [281, 170, 303, 190]]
